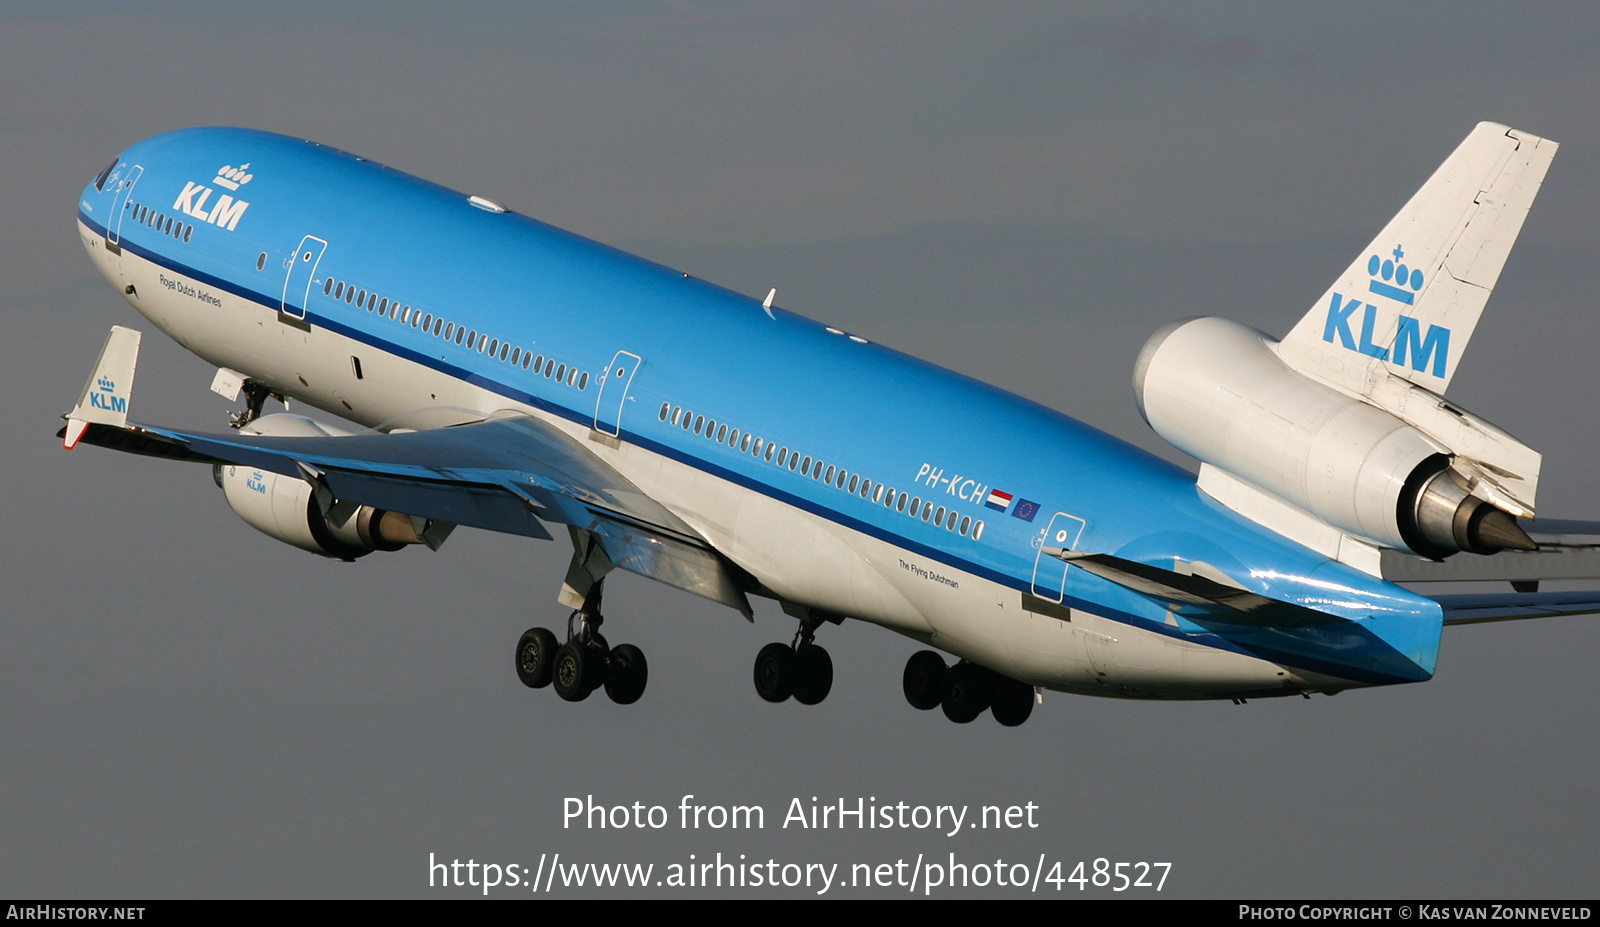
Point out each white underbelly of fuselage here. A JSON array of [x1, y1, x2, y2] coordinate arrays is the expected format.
[[84, 222, 1342, 700]]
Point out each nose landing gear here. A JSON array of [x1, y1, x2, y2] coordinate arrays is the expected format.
[[901, 650, 1034, 726]]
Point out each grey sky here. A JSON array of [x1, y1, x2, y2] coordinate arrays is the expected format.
[[3, 3, 1597, 897]]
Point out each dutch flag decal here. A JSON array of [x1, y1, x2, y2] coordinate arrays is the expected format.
[[985, 489, 1013, 512]]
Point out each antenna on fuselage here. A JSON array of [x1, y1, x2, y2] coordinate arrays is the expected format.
[[762, 288, 776, 319]]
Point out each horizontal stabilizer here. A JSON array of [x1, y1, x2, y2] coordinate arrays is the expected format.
[[1044, 547, 1340, 627], [1434, 591, 1600, 626]]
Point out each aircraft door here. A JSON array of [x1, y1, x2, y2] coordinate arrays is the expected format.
[[280, 235, 328, 321], [593, 351, 642, 436], [1030, 511, 1086, 603], [105, 164, 143, 251]]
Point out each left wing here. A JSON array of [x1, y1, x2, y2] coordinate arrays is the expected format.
[[60, 328, 753, 617]]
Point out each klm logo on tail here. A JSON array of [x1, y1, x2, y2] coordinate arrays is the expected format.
[[88, 376, 126, 414], [1322, 244, 1450, 378]]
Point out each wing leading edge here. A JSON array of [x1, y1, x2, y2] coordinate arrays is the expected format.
[[60, 329, 753, 618]]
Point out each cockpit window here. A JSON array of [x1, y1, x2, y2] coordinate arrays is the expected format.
[[92, 157, 119, 193]]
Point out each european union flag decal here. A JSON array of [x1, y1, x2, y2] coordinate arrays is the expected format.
[[1011, 498, 1039, 522]]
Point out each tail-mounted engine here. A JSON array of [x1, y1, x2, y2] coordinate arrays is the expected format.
[[212, 414, 427, 561], [1135, 317, 1534, 558]]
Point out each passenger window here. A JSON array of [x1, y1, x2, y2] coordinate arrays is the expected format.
[[922, 503, 933, 522], [324, 278, 334, 296], [788, 452, 798, 471], [935, 506, 946, 526], [694, 415, 705, 435], [555, 363, 566, 380], [716, 424, 727, 443], [345, 286, 355, 304], [379, 297, 389, 315], [777, 448, 787, 466], [545, 360, 555, 377], [522, 351, 533, 369], [824, 465, 835, 484], [705, 419, 717, 437], [412, 311, 421, 329], [532, 355, 543, 371], [959, 516, 971, 536], [488, 338, 498, 355], [659, 402, 671, 422], [183, 226, 192, 243], [478, 335, 488, 353], [578, 372, 588, 390], [728, 428, 739, 447], [456, 327, 467, 345], [567, 368, 578, 386], [801, 456, 812, 476], [434, 319, 444, 337], [973, 521, 985, 540], [908, 496, 919, 514], [444, 322, 455, 340], [257, 252, 267, 271], [848, 475, 859, 494], [357, 289, 368, 306], [682, 412, 693, 431], [671, 406, 682, 425], [740, 433, 751, 452], [895, 492, 906, 512], [836, 470, 848, 489], [510, 347, 520, 365]]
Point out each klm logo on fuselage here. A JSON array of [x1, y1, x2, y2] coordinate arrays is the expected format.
[[89, 376, 126, 414], [171, 163, 254, 231], [1322, 244, 1450, 378]]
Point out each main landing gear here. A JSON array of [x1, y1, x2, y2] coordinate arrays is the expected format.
[[902, 650, 1035, 727], [753, 613, 833, 706], [515, 580, 649, 705]]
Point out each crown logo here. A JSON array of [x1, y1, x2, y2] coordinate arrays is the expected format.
[[212, 163, 254, 191], [1367, 244, 1424, 306], [97, 376, 116, 392]]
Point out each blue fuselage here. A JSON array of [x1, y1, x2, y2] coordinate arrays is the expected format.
[[75, 127, 1445, 696]]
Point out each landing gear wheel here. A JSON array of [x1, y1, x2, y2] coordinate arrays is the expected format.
[[903, 650, 947, 710], [515, 627, 559, 689], [604, 644, 649, 705], [754, 642, 798, 703], [553, 641, 596, 702], [990, 676, 1035, 727], [793, 645, 833, 705], [940, 662, 992, 724]]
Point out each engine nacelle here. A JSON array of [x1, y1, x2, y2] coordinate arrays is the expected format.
[[213, 414, 424, 561], [1135, 317, 1533, 557]]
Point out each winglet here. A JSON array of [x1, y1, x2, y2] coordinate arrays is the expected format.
[[64, 326, 141, 449]]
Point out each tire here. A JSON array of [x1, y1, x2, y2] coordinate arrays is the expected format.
[[753, 642, 798, 703], [604, 644, 649, 705], [515, 627, 558, 689], [553, 641, 594, 702], [902, 650, 947, 710], [940, 663, 991, 723], [990, 675, 1035, 727], [793, 645, 833, 705]]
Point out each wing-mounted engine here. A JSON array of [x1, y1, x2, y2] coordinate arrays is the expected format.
[[214, 414, 427, 561], [1135, 317, 1535, 561]]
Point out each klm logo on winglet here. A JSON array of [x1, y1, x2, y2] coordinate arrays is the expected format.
[[171, 163, 254, 231], [1322, 243, 1450, 378], [89, 376, 126, 414]]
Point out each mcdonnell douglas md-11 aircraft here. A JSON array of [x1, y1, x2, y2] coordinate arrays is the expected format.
[[62, 123, 1600, 725]]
